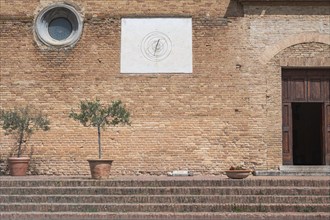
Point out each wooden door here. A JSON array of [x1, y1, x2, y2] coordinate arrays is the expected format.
[[323, 71, 330, 164], [325, 103, 330, 164], [282, 69, 330, 165], [282, 103, 293, 164]]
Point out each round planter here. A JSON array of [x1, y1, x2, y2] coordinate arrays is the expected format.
[[224, 170, 251, 179], [87, 159, 113, 180], [8, 157, 30, 176]]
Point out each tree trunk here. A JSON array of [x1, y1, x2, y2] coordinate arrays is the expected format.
[[17, 129, 24, 158], [98, 126, 102, 159]]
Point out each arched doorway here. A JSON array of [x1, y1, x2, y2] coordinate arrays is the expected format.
[[282, 68, 330, 165]]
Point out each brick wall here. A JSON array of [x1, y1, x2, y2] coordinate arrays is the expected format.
[[0, 0, 329, 175]]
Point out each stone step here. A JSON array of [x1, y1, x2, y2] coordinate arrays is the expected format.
[[0, 177, 328, 218], [1, 186, 328, 196], [255, 166, 330, 176], [1, 179, 329, 187], [2, 194, 329, 204], [280, 166, 330, 175], [1, 212, 329, 220], [1, 194, 328, 204], [0, 203, 329, 212]]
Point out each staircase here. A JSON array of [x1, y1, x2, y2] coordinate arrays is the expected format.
[[0, 176, 329, 220]]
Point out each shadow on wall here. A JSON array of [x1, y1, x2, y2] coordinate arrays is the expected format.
[[0, 157, 40, 175], [231, 0, 330, 16], [224, 0, 244, 18], [0, 158, 6, 175]]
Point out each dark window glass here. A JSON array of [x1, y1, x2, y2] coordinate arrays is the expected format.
[[48, 18, 72, 40]]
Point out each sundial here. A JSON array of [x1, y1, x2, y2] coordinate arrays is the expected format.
[[120, 18, 192, 73], [141, 31, 172, 62]]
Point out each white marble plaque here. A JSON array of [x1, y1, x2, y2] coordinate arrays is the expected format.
[[121, 18, 192, 73]]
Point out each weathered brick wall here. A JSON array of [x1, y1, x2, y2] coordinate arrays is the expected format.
[[0, 0, 329, 175]]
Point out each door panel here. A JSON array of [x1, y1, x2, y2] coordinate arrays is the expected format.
[[282, 78, 290, 102], [282, 103, 292, 165], [291, 77, 307, 101], [282, 69, 330, 102], [309, 78, 322, 101], [326, 103, 330, 164], [324, 77, 330, 101]]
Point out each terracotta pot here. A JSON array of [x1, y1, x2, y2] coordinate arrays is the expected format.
[[87, 159, 113, 179], [8, 157, 30, 176], [224, 170, 251, 179]]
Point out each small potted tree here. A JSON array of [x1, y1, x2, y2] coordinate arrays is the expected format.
[[0, 106, 50, 176], [69, 99, 130, 179]]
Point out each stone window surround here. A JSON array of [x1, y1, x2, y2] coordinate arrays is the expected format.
[[34, 3, 83, 48]]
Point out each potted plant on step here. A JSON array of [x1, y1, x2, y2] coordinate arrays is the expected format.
[[0, 106, 50, 176], [69, 99, 130, 179], [224, 165, 251, 179]]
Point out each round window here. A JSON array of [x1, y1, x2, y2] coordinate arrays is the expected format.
[[35, 3, 83, 47], [48, 18, 73, 40]]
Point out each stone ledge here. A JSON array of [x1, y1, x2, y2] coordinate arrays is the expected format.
[[254, 166, 330, 176], [238, 0, 330, 5]]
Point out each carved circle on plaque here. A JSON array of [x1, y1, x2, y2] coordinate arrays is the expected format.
[[141, 31, 172, 62]]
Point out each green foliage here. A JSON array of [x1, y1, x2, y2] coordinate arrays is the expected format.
[[69, 99, 131, 159], [69, 99, 130, 129], [0, 106, 50, 157], [229, 165, 246, 170]]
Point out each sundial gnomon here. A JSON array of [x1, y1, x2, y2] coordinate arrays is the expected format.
[[141, 31, 172, 62]]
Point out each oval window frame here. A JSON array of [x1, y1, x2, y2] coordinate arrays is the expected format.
[[35, 3, 83, 47]]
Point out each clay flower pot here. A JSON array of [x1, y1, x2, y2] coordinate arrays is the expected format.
[[224, 169, 251, 179], [8, 157, 30, 176], [87, 159, 113, 179], [70, 99, 130, 180]]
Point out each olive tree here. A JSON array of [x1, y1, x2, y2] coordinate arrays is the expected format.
[[0, 106, 50, 157], [69, 99, 131, 159]]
